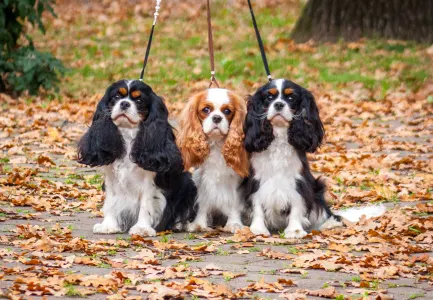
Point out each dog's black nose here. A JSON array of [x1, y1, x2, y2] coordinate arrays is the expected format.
[[274, 101, 285, 111], [120, 101, 130, 110], [212, 115, 222, 124]]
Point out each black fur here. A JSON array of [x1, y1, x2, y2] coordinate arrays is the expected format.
[[77, 80, 197, 232], [77, 85, 125, 166], [130, 89, 183, 173], [244, 79, 337, 233], [288, 88, 324, 153], [153, 171, 197, 232], [244, 93, 275, 153]]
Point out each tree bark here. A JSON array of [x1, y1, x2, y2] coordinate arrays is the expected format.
[[291, 0, 433, 43]]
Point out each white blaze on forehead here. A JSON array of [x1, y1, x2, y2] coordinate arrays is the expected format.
[[207, 88, 230, 109], [274, 78, 285, 99]]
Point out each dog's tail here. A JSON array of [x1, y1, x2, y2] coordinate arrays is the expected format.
[[334, 204, 386, 223]]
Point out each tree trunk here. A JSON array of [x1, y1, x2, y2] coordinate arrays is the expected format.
[[291, 0, 433, 43]]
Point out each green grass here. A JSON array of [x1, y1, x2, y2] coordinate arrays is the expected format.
[[97, 262, 111, 268], [259, 269, 277, 275], [28, 2, 433, 102], [0, 157, 10, 163], [216, 248, 229, 256], [184, 233, 197, 240], [64, 283, 83, 297], [408, 292, 425, 299], [88, 174, 103, 185], [159, 234, 171, 243], [248, 247, 261, 252]]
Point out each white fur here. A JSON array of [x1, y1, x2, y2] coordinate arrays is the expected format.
[[250, 126, 309, 238], [202, 89, 230, 135], [334, 204, 386, 223], [93, 127, 166, 236], [187, 88, 244, 233]]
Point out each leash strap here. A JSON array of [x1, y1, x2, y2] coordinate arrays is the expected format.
[[207, 0, 219, 88], [139, 0, 161, 81], [247, 0, 272, 82]]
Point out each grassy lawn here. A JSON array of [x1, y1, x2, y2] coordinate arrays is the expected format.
[[30, 1, 432, 102]]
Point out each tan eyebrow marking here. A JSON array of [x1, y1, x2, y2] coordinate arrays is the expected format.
[[131, 90, 141, 98], [268, 88, 278, 95], [119, 87, 127, 96], [284, 88, 293, 95]]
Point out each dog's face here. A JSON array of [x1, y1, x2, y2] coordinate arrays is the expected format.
[[177, 88, 249, 177], [196, 89, 236, 137], [244, 79, 324, 153], [254, 79, 305, 128], [104, 80, 152, 128]]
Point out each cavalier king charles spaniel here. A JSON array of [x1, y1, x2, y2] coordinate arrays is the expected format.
[[78, 80, 197, 236], [244, 79, 384, 238], [177, 88, 249, 233]]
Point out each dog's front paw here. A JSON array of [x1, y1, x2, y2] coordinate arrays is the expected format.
[[129, 225, 156, 237], [93, 223, 122, 234], [223, 222, 244, 233], [186, 222, 212, 233], [284, 228, 308, 239], [250, 224, 271, 236], [319, 216, 343, 230]]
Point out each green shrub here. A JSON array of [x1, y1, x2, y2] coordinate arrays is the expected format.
[[0, 0, 66, 95]]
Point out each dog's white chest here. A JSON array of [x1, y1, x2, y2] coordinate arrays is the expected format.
[[104, 127, 156, 194], [193, 140, 241, 210], [200, 141, 239, 183], [251, 128, 303, 216]]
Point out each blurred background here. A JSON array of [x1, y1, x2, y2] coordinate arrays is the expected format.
[[2, 0, 432, 109]]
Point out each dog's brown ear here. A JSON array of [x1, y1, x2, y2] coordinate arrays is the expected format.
[[222, 92, 249, 178], [177, 91, 210, 170]]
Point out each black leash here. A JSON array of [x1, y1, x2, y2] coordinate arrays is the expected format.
[[207, 0, 220, 88], [139, 0, 161, 81], [247, 0, 272, 82]]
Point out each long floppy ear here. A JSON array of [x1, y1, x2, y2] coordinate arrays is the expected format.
[[176, 92, 210, 170], [77, 95, 125, 166], [222, 92, 249, 178], [288, 88, 324, 153], [130, 92, 183, 173], [243, 92, 274, 153]]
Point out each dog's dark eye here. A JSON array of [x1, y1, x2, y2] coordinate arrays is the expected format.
[[136, 99, 142, 104], [113, 94, 121, 100], [202, 107, 211, 114], [223, 109, 231, 115], [287, 96, 294, 101]]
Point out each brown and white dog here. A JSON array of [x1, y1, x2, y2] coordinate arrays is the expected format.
[[177, 88, 249, 233]]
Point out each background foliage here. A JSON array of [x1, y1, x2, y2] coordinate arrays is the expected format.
[[0, 0, 65, 95]]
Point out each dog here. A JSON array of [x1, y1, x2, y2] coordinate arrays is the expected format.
[[77, 79, 197, 236], [177, 88, 249, 233], [243, 79, 385, 238]]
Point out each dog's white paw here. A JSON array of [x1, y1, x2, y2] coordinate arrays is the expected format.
[[129, 225, 156, 237], [250, 224, 271, 236], [284, 228, 308, 239], [172, 222, 184, 232], [93, 223, 122, 234], [223, 222, 244, 233], [186, 222, 212, 233], [319, 217, 343, 230]]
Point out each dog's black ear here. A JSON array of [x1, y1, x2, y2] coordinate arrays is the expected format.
[[77, 95, 125, 166], [288, 88, 324, 153], [131, 92, 183, 173], [244, 93, 274, 153]]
